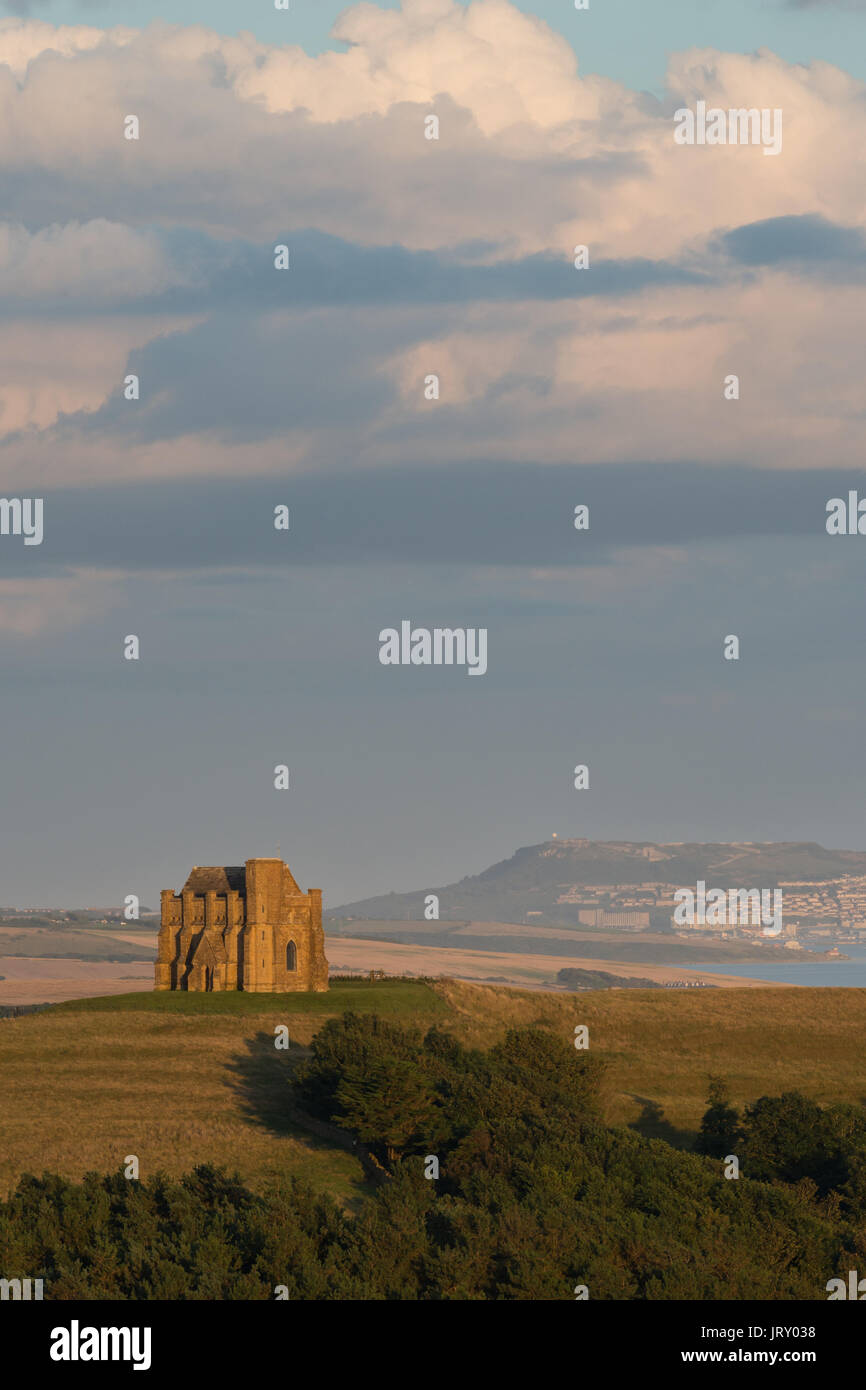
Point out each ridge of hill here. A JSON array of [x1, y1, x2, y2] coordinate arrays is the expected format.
[[329, 838, 866, 923]]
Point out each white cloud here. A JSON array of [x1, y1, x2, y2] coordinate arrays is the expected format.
[[1, 2, 865, 484], [0, 220, 187, 299], [0, 4, 862, 258]]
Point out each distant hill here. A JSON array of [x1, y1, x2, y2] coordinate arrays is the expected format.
[[329, 838, 866, 925], [0, 926, 155, 962]]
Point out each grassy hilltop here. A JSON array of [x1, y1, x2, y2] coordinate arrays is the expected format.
[[1, 978, 864, 1201]]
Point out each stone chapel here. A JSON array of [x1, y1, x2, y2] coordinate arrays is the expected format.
[[154, 857, 328, 993]]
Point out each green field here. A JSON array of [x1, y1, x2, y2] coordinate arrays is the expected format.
[[2, 978, 865, 1202], [52, 978, 444, 1017]]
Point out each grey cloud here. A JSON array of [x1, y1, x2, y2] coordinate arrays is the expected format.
[[5, 461, 851, 580], [51, 306, 409, 445], [717, 214, 866, 275], [0, 227, 708, 318], [27, 237, 709, 451]]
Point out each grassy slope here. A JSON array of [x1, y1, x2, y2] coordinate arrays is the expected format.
[[0, 982, 447, 1204], [438, 979, 866, 1140], [2, 978, 865, 1199]]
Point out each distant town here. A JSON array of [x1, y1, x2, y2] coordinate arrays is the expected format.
[[550, 876, 866, 951]]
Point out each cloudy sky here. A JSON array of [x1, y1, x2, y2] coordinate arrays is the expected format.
[[1, 0, 865, 909]]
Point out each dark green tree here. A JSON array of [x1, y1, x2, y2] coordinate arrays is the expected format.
[[333, 1054, 436, 1162], [696, 1075, 743, 1158]]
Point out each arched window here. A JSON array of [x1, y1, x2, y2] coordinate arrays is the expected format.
[[285, 941, 297, 972]]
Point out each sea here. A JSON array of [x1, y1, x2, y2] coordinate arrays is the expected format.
[[682, 947, 866, 987]]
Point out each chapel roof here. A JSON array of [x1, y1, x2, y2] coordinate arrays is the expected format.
[[182, 866, 247, 895]]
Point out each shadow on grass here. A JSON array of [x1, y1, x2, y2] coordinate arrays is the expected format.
[[223, 1031, 310, 1137], [627, 1095, 696, 1150], [224, 1033, 378, 1212]]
